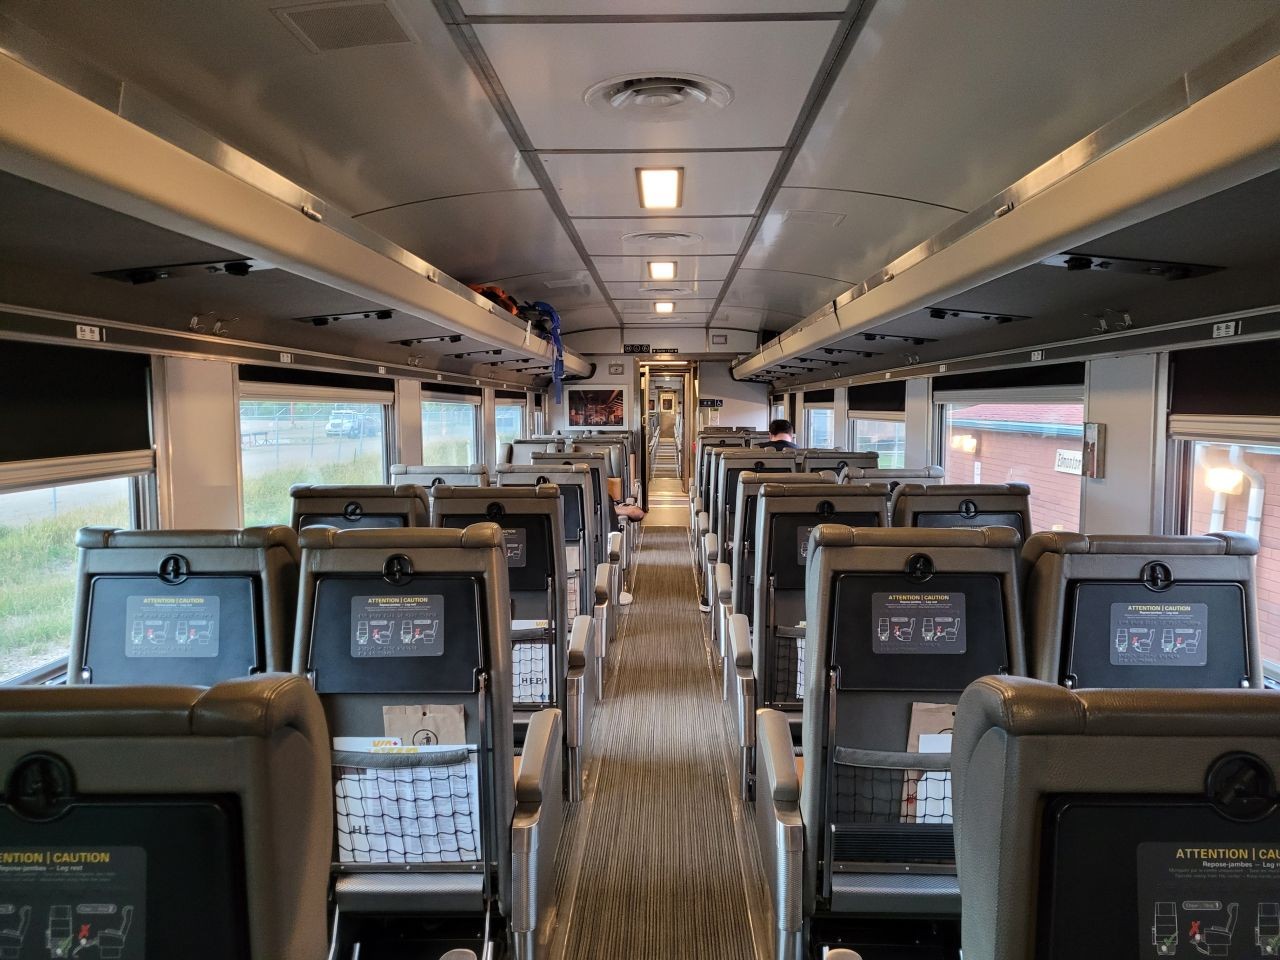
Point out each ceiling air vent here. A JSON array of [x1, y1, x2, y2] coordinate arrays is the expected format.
[[620, 231, 704, 246], [585, 73, 732, 122], [275, 1, 415, 53]]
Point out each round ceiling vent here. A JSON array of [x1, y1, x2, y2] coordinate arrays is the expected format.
[[620, 230, 704, 246], [585, 73, 733, 122]]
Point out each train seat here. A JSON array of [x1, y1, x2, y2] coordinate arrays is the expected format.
[[70, 526, 298, 685], [953, 676, 1280, 960], [732, 483, 891, 798], [430, 484, 595, 800], [891, 482, 1032, 539], [755, 525, 1025, 959], [390, 463, 490, 487], [845, 465, 945, 489], [1023, 531, 1262, 689], [799, 450, 879, 474], [290, 483, 430, 531], [0, 673, 330, 959], [504, 438, 563, 465]]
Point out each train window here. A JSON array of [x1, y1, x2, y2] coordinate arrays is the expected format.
[[240, 399, 388, 525], [850, 417, 906, 467], [422, 400, 478, 466], [805, 406, 836, 448], [495, 401, 525, 460], [939, 400, 1084, 532], [0, 476, 134, 682], [1182, 439, 1280, 665]]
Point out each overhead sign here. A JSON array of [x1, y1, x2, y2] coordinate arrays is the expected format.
[[699, 399, 723, 408], [651, 346, 680, 354], [623, 343, 650, 354]]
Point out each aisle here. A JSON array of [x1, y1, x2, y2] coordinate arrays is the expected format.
[[549, 527, 769, 959]]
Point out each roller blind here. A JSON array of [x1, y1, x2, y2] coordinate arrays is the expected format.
[[933, 362, 1085, 393], [847, 380, 906, 412], [1170, 341, 1280, 416]]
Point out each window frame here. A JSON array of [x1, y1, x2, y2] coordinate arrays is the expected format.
[[420, 391, 482, 467], [494, 399, 527, 461], [802, 403, 837, 450], [847, 410, 907, 465]]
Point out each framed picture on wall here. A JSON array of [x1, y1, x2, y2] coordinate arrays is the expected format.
[[567, 387, 626, 427], [661, 397, 674, 412]]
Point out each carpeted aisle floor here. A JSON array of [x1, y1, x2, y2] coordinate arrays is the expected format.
[[549, 526, 768, 960]]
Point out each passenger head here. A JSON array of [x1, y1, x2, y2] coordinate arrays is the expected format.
[[768, 419, 795, 442]]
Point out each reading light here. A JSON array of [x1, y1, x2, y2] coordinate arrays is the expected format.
[[637, 167, 682, 209], [950, 434, 978, 454], [654, 301, 675, 314], [647, 261, 677, 281], [1206, 466, 1244, 495]]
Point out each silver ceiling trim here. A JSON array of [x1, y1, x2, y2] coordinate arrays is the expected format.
[[734, 12, 1280, 378], [435, 0, 625, 330], [463, 13, 846, 25], [0, 15, 592, 375], [704, 0, 878, 331], [0, 304, 543, 390]]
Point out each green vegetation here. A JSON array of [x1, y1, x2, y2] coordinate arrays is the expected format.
[[421, 439, 473, 467], [0, 500, 128, 678], [243, 453, 384, 527]]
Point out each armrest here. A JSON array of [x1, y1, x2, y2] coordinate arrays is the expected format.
[[757, 709, 800, 805], [594, 562, 610, 605], [703, 531, 718, 569], [697, 510, 709, 539], [515, 708, 562, 804], [607, 531, 622, 564], [568, 614, 592, 672], [729, 613, 753, 671], [715, 562, 732, 605], [731, 614, 755, 754]]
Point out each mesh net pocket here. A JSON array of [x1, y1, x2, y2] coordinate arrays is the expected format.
[[769, 631, 803, 705], [333, 748, 481, 865], [513, 640, 553, 706], [830, 747, 955, 865]]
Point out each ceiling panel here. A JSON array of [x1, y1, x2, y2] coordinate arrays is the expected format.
[[472, 20, 838, 149], [605, 280, 724, 300], [723, 268, 849, 320], [622, 314, 711, 327], [4, 0, 538, 215], [593, 254, 736, 282], [461, 1, 845, 14], [541, 151, 778, 217], [575, 216, 754, 256], [356, 192, 586, 286], [556, 305, 619, 332], [616, 298, 716, 314], [787, 0, 1279, 212], [711, 304, 801, 331], [743, 187, 963, 284]]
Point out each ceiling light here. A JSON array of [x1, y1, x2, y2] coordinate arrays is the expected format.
[[637, 168, 682, 209], [648, 261, 677, 281], [654, 301, 674, 314]]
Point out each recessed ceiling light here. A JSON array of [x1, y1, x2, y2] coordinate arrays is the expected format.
[[647, 261, 676, 281], [637, 168, 682, 209], [654, 301, 674, 314]]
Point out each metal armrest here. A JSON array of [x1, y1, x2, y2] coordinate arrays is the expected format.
[[713, 561, 732, 690], [593, 562, 612, 694], [607, 531, 622, 565], [702, 532, 718, 606], [513, 708, 564, 960], [754, 708, 804, 960], [564, 615, 594, 801], [729, 613, 755, 798]]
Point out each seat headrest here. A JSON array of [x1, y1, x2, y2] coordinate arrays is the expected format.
[[897, 482, 1030, 497], [810, 524, 1022, 550], [0, 673, 321, 740], [1023, 530, 1259, 567], [850, 465, 946, 479], [298, 522, 503, 551], [390, 464, 487, 476], [429, 483, 559, 500], [289, 483, 427, 498], [960, 675, 1280, 739], [759, 482, 891, 499], [76, 525, 299, 557], [498, 464, 588, 476]]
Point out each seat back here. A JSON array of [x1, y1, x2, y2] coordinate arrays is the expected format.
[[698, 436, 747, 509], [507, 439, 562, 464], [752, 484, 892, 704], [799, 450, 879, 474], [532, 451, 610, 565], [290, 484, 430, 531], [293, 525, 515, 913], [71, 526, 299, 686], [0, 673, 330, 959], [713, 449, 798, 547], [429, 485, 567, 713], [891, 482, 1032, 539], [801, 526, 1026, 906], [497, 464, 595, 619], [390, 464, 490, 487], [953, 676, 1280, 960], [729, 472, 837, 617], [846, 465, 945, 489], [1023, 532, 1262, 690]]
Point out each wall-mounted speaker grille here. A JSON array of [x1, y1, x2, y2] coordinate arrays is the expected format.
[[275, 1, 414, 53]]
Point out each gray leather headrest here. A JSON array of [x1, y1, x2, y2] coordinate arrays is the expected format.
[[298, 522, 503, 551], [897, 482, 1030, 497], [1023, 530, 1258, 567], [76, 525, 299, 557], [810, 524, 1022, 550]]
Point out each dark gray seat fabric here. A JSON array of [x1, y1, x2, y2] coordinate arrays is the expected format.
[[891, 482, 1032, 539], [391, 464, 490, 486], [1023, 531, 1262, 689], [755, 525, 1026, 959], [71, 525, 299, 684], [953, 676, 1280, 960], [290, 483, 430, 531], [292, 524, 563, 958], [0, 673, 331, 959]]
